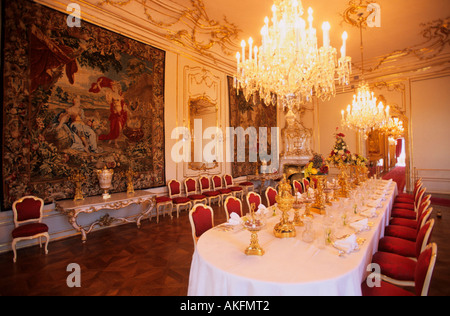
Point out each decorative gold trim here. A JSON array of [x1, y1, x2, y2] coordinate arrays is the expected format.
[[341, 0, 378, 29], [99, 0, 241, 58]]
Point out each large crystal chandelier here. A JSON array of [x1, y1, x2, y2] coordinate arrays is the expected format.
[[233, 0, 352, 111], [341, 13, 389, 137]]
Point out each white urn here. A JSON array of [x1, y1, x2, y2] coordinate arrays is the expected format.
[[97, 166, 114, 199]]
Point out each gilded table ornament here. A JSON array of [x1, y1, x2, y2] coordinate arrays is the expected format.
[[310, 175, 327, 215], [292, 189, 304, 227], [338, 165, 350, 198], [273, 175, 296, 238], [302, 198, 314, 219], [243, 204, 265, 256]]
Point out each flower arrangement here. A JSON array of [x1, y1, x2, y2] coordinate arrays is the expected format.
[[351, 153, 368, 166], [327, 129, 352, 166], [304, 153, 329, 178]]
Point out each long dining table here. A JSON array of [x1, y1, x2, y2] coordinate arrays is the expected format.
[[188, 179, 398, 296]]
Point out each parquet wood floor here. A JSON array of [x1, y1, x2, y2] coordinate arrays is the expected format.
[[0, 200, 449, 296]]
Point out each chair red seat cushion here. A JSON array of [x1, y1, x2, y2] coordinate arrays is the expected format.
[[218, 189, 232, 194], [393, 203, 415, 210], [12, 223, 48, 239], [203, 191, 220, 197], [240, 182, 254, 186], [397, 192, 414, 199], [230, 186, 243, 192], [391, 209, 416, 220], [156, 196, 172, 203], [172, 197, 191, 204], [394, 197, 414, 204], [372, 251, 416, 281], [389, 217, 418, 229], [188, 194, 207, 200], [378, 236, 416, 258], [361, 280, 415, 296], [385, 225, 418, 242]]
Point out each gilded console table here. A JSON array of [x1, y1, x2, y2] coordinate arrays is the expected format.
[[55, 190, 156, 243]]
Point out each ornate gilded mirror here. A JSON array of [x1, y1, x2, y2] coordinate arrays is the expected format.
[[188, 95, 219, 170]]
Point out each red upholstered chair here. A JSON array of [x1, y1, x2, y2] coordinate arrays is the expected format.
[[189, 204, 214, 246], [223, 174, 244, 199], [246, 192, 262, 213], [184, 178, 208, 207], [390, 197, 431, 229], [199, 176, 221, 206], [393, 187, 426, 213], [212, 175, 233, 205], [391, 194, 431, 220], [302, 178, 310, 191], [265, 186, 277, 207], [395, 179, 422, 204], [361, 243, 437, 296], [377, 219, 434, 259], [11, 196, 49, 263], [224, 196, 243, 221], [167, 179, 192, 218], [293, 180, 304, 195], [385, 208, 433, 242], [155, 196, 173, 223]]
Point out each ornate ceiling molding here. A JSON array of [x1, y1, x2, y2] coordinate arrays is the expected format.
[[341, 0, 450, 82], [98, 0, 241, 59], [341, 0, 379, 29]]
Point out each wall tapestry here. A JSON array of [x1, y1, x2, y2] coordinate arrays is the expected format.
[[1, 0, 166, 210], [227, 76, 278, 178]]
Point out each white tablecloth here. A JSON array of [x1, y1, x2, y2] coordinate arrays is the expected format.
[[188, 180, 398, 296]]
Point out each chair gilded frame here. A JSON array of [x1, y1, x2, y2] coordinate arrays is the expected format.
[[11, 196, 49, 263]]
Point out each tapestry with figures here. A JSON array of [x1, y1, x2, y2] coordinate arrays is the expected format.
[[227, 76, 278, 178], [1, 0, 166, 210]]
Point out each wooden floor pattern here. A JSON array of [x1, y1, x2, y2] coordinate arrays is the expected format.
[[0, 199, 449, 296]]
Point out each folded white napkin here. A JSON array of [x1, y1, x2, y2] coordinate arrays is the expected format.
[[361, 207, 377, 218], [367, 199, 382, 208], [334, 234, 358, 253], [256, 204, 269, 216], [228, 212, 243, 226], [350, 218, 369, 232]]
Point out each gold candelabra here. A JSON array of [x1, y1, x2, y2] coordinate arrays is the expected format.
[[125, 167, 136, 194], [69, 170, 86, 201], [244, 203, 265, 256]]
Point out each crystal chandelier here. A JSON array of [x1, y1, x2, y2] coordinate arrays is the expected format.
[[233, 0, 352, 111], [341, 13, 389, 137], [341, 82, 389, 135], [381, 115, 404, 144]]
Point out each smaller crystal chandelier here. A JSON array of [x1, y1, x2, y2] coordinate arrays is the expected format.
[[341, 13, 389, 137], [341, 82, 389, 136], [381, 115, 404, 144]]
